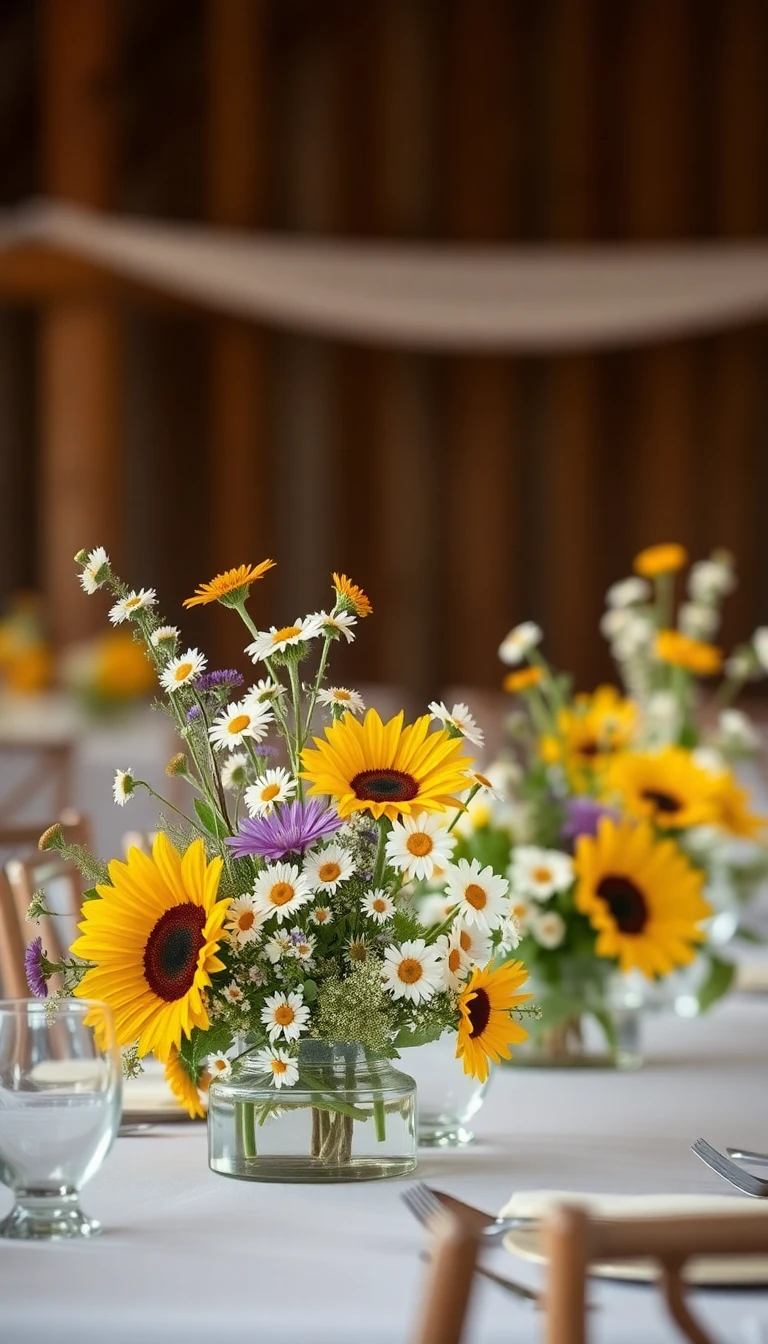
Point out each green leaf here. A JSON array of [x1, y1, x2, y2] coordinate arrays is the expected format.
[[736, 926, 768, 945], [179, 1022, 235, 1079], [302, 979, 318, 1003], [696, 955, 736, 1013], [194, 799, 222, 837], [393, 1023, 445, 1050], [81, 886, 100, 902]]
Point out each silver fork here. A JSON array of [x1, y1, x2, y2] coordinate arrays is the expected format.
[[403, 1180, 535, 1242], [402, 1186, 539, 1305], [692, 1138, 768, 1197], [728, 1148, 768, 1168]]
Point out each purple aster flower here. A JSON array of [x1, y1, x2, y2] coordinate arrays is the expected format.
[[254, 743, 278, 759], [186, 703, 202, 722], [227, 797, 341, 861], [561, 796, 619, 845], [194, 668, 244, 693], [25, 937, 48, 998]]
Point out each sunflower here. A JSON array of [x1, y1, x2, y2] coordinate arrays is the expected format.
[[605, 747, 718, 830], [542, 685, 637, 788], [331, 572, 372, 618], [503, 667, 543, 694], [72, 834, 230, 1061], [574, 817, 711, 976], [655, 629, 722, 677], [300, 708, 471, 822], [709, 771, 767, 839], [633, 543, 688, 577], [455, 961, 531, 1082], [164, 1046, 205, 1119], [183, 560, 276, 609]]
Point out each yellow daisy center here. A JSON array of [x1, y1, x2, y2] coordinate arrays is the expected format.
[[349, 939, 367, 961], [315, 909, 329, 922], [126, 596, 142, 610], [269, 882, 295, 907], [271, 1058, 288, 1075], [319, 861, 341, 883], [398, 958, 423, 984], [406, 833, 433, 857], [296, 942, 311, 955], [511, 901, 528, 918], [273, 625, 301, 643], [236, 911, 255, 932], [333, 690, 351, 701], [448, 948, 462, 973], [228, 714, 251, 734], [213, 1058, 228, 1072], [475, 773, 493, 788], [174, 662, 193, 681], [274, 1004, 295, 1027], [465, 883, 488, 910], [261, 783, 281, 802], [459, 930, 472, 952], [532, 866, 553, 884], [372, 897, 387, 913]]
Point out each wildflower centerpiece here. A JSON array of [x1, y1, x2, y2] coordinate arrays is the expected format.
[[453, 545, 768, 1067], [30, 552, 535, 1182]]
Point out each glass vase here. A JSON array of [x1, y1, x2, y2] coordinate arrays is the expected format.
[[398, 1032, 488, 1147], [513, 964, 643, 1070], [208, 1040, 417, 1183]]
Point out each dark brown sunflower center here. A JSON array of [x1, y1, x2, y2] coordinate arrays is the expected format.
[[351, 768, 419, 803], [143, 903, 206, 1002], [596, 875, 648, 934], [467, 987, 491, 1039], [641, 788, 681, 814], [577, 740, 600, 758]]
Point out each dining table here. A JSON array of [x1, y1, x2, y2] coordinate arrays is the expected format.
[[1, 994, 767, 1344]]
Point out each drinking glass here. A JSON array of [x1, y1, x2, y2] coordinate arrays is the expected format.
[[0, 999, 122, 1240]]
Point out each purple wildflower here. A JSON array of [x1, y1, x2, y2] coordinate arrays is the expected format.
[[290, 927, 306, 946], [25, 937, 48, 998], [194, 668, 244, 694], [227, 797, 341, 862], [561, 796, 619, 846], [186, 704, 202, 722], [254, 743, 278, 759]]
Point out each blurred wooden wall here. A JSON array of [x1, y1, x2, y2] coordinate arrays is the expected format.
[[1, 0, 768, 702]]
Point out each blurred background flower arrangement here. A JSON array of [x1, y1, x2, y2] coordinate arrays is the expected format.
[[446, 543, 768, 1067]]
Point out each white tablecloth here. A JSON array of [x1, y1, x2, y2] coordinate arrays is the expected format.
[[1, 998, 768, 1344]]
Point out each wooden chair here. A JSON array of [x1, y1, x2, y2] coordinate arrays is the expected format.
[[0, 810, 92, 997], [545, 1203, 768, 1344], [410, 1210, 479, 1344]]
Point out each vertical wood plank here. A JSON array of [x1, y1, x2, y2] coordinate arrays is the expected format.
[[39, 0, 120, 646]]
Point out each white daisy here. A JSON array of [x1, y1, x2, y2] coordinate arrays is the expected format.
[[109, 588, 157, 625], [453, 921, 493, 966], [428, 701, 484, 747], [532, 910, 566, 950], [362, 889, 395, 923], [220, 752, 250, 790], [310, 905, 333, 926], [437, 928, 472, 991], [689, 558, 735, 603], [718, 708, 760, 751], [312, 610, 357, 643], [248, 677, 286, 703], [302, 842, 355, 894], [289, 933, 316, 963], [254, 1046, 299, 1089], [498, 622, 542, 666], [317, 686, 365, 716], [252, 862, 313, 924], [753, 628, 768, 672], [261, 990, 310, 1043], [509, 847, 574, 901], [600, 608, 632, 640], [606, 576, 650, 608], [419, 893, 457, 926], [150, 625, 180, 649], [381, 938, 444, 1004], [443, 858, 510, 930], [209, 697, 274, 751], [465, 770, 504, 801], [679, 602, 719, 640], [224, 894, 263, 946], [113, 768, 136, 806], [508, 895, 536, 936], [244, 768, 297, 817], [727, 647, 757, 680], [223, 982, 246, 1006], [385, 813, 457, 882], [498, 915, 522, 953], [264, 932, 292, 963], [246, 615, 325, 663], [207, 1050, 235, 1080], [79, 546, 110, 594], [159, 648, 207, 693]]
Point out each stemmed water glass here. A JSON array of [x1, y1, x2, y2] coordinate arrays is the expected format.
[[0, 998, 122, 1240]]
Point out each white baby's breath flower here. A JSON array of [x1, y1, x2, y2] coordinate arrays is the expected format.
[[532, 910, 566, 950], [109, 588, 157, 625], [385, 813, 456, 882], [209, 697, 274, 750], [428, 700, 484, 747], [753, 628, 768, 672], [509, 846, 574, 901], [679, 602, 719, 640], [718, 708, 760, 751], [252, 862, 313, 924], [689, 558, 735, 603], [246, 615, 325, 663], [79, 546, 110, 594], [726, 648, 756, 680], [220, 752, 249, 790], [317, 686, 365, 716], [498, 622, 542, 666], [443, 858, 509, 930], [159, 647, 207, 693], [612, 613, 653, 661], [224, 894, 263, 946], [255, 1046, 299, 1089], [261, 990, 310, 1043], [312, 610, 357, 643], [361, 889, 395, 923], [244, 768, 297, 817], [606, 576, 650, 608], [113, 768, 136, 806], [600, 608, 631, 640], [381, 938, 443, 1004], [150, 625, 180, 649], [303, 842, 355, 894]]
